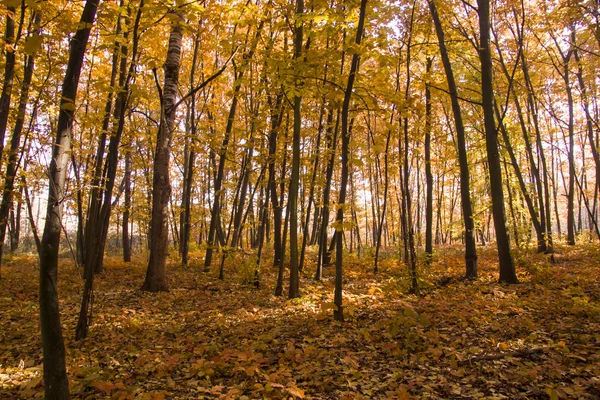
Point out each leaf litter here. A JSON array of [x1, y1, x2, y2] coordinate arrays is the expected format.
[[0, 243, 599, 399]]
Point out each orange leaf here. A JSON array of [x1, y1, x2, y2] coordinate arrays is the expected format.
[[287, 385, 305, 399], [92, 381, 116, 395]]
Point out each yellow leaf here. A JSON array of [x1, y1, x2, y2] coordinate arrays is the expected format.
[[286, 385, 305, 399], [319, 301, 338, 311], [368, 286, 381, 294], [2, 0, 20, 7], [60, 100, 76, 112], [24, 33, 43, 55], [77, 21, 94, 30]]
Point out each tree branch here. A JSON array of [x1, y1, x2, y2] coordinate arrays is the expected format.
[[175, 47, 238, 109]]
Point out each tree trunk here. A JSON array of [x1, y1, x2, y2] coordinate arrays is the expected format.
[[0, 11, 40, 269], [180, 35, 202, 265], [123, 139, 132, 262], [429, 0, 478, 278], [477, 0, 518, 283], [316, 108, 337, 280], [141, 9, 184, 292], [268, 92, 284, 266], [424, 57, 434, 259], [288, 0, 304, 299], [334, 0, 368, 321], [373, 114, 392, 273], [402, 1, 418, 294], [39, 1, 99, 397], [0, 4, 17, 174], [299, 102, 324, 272]]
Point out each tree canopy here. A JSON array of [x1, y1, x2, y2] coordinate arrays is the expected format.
[[0, 0, 598, 398]]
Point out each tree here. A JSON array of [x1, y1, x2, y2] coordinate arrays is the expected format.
[[0, 1, 18, 173], [142, 7, 185, 292], [424, 57, 434, 259], [477, 0, 518, 283], [428, 0, 478, 278], [39, 1, 99, 397], [0, 10, 41, 269], [288, 0, 304, 299], [334, 0, 368, 322]]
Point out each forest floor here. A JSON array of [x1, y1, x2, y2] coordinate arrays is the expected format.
[[0, 242, 599, 399]]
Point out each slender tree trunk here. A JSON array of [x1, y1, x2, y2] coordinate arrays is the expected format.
[[9, 198, 21, 253], [82, 3, 125, 275], [0, 11, 40, 268], [478, 0, 517, 283], [268, 92, 284, 266], [495, 103, 545, 249], [334, 0, 367, 321], [288, 0, 304, 299], [316, 108, 337, 280], [299, 103, 324, 272], [254, 180, 269, 288], [141, 9, 184, 292], [76, 1, 143, 339], [573, 39, 600, 223], [23, 174, 41, 254], [429, 0, 478, 278], [373, 114, 392, 273], [39, 1, 99, 397], [180, 36, 201, 265], [123, 139, 132, 262], [425, 57, 434, 259], [521, 54, 554, 253], [401, 2, 418, 292], [231, 138, 255, 248], [0, 4, 17, 173], [565, 59, 576, 245], [275, 187, 290, 296]]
